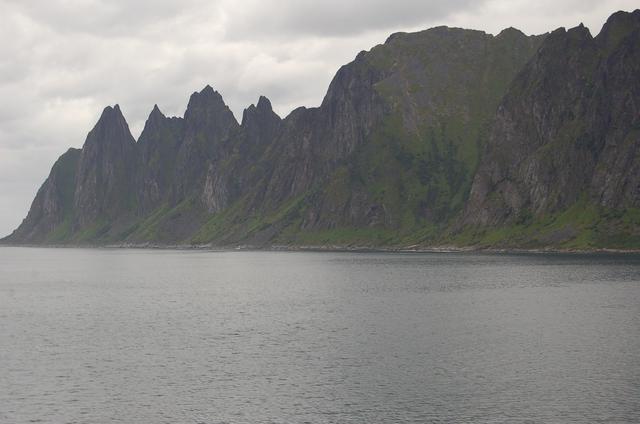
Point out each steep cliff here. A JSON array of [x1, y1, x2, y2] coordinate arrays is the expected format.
[[3, 148, 80, 243], [73, 105, 138, 235], [126, 92, 282, 244], [461, 10, 640, 249], [188, 25, 544, 245], [284, 26, 544, 244], [136, 105, 184, 214]]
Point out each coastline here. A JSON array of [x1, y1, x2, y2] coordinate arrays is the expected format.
[[1, 241, 639, 255]]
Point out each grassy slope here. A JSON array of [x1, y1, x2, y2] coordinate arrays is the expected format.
[[450, 199, 640, 250]]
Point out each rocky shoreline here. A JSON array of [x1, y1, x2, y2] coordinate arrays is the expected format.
[[2, 241, 639, 255]]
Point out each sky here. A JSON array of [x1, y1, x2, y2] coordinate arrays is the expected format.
[[0, 0, 637, 237]]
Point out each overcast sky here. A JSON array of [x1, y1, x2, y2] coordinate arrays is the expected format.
[[1, 0, 637, 237]]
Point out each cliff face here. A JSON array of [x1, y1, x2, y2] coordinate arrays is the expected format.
[[136, 105, 184, 214], [172, 86, 239, 204], [461, 10, 640, 248], [73, 105, 137, 228], [3, 10, 639, 249], [288, 26, 544, 239], [3, 148, 80, 243], [115, 23, 543, 247]]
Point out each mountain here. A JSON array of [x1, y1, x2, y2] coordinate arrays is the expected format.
[[73, 105, 138, 236], [5, 148, 80, 243], [3, 10, 639, 250], [459, 10, 640, 249]]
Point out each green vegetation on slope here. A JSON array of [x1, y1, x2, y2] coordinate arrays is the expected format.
[[451, 196, 640, 250]]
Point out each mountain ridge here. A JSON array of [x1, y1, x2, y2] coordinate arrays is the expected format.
[[3, 10, 639, 250], [458, 9, 640, 249]]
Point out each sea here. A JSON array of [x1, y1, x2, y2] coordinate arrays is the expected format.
[[1, 247, 639, 423]]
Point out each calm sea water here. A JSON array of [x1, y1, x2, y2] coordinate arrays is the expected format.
[[0, 247, 639, 423]]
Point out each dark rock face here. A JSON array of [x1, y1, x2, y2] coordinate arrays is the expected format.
[[2, 148, 80, 243], [73, 105, 137, 230], [292, 26, 544, 233], [172, 86, 239, 203], [245, 52, 391, 219], [464, 10, 640, 227], [200, 97, 282, 212], [5, 10, 640, 248], [137, 105, 184, 213], [241, 96, 282, 153]]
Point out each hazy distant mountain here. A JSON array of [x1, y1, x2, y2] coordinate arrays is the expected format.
[[3, 10, 639, 250]]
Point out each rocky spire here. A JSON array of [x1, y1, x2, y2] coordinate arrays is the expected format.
[[241, 95, 280, 127], [137, 104, 185, 212], [172, 86, 239, 202], [184, 85, 238, 137], [73, 105, 137, 230]]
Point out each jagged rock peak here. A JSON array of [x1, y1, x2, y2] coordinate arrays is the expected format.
[[536, 25, 592, 56], [596, 9, 640, 47], [139, 104, 170, 139], [151, 103, 164, 116], [184, 85, 236, 123], [145, 104, 166, 123], [496, 26, 526, 39], [256, 95, 272, 111], [151, 103, 167, 120], [188, 85, 225, 107], [98, 104, 125, 123], [544, 24, 592, 41], [85, 104, 134, 146], [567, 23, 593, 39], [241, 95, 280, 127]]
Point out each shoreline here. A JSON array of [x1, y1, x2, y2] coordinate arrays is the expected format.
[[1, 242, 639, 255]]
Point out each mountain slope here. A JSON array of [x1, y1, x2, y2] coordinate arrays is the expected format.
[[3, 10, 639, 249], [187, 26, 544, 246], [282, 27, 544, 244], [72, 105, 138, 238], [3, 148, 80, 243], [459, 10, 640, 249]]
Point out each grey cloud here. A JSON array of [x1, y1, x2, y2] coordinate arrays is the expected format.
[[4, 0, 223, 37], [224, 0, 485, 38]]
